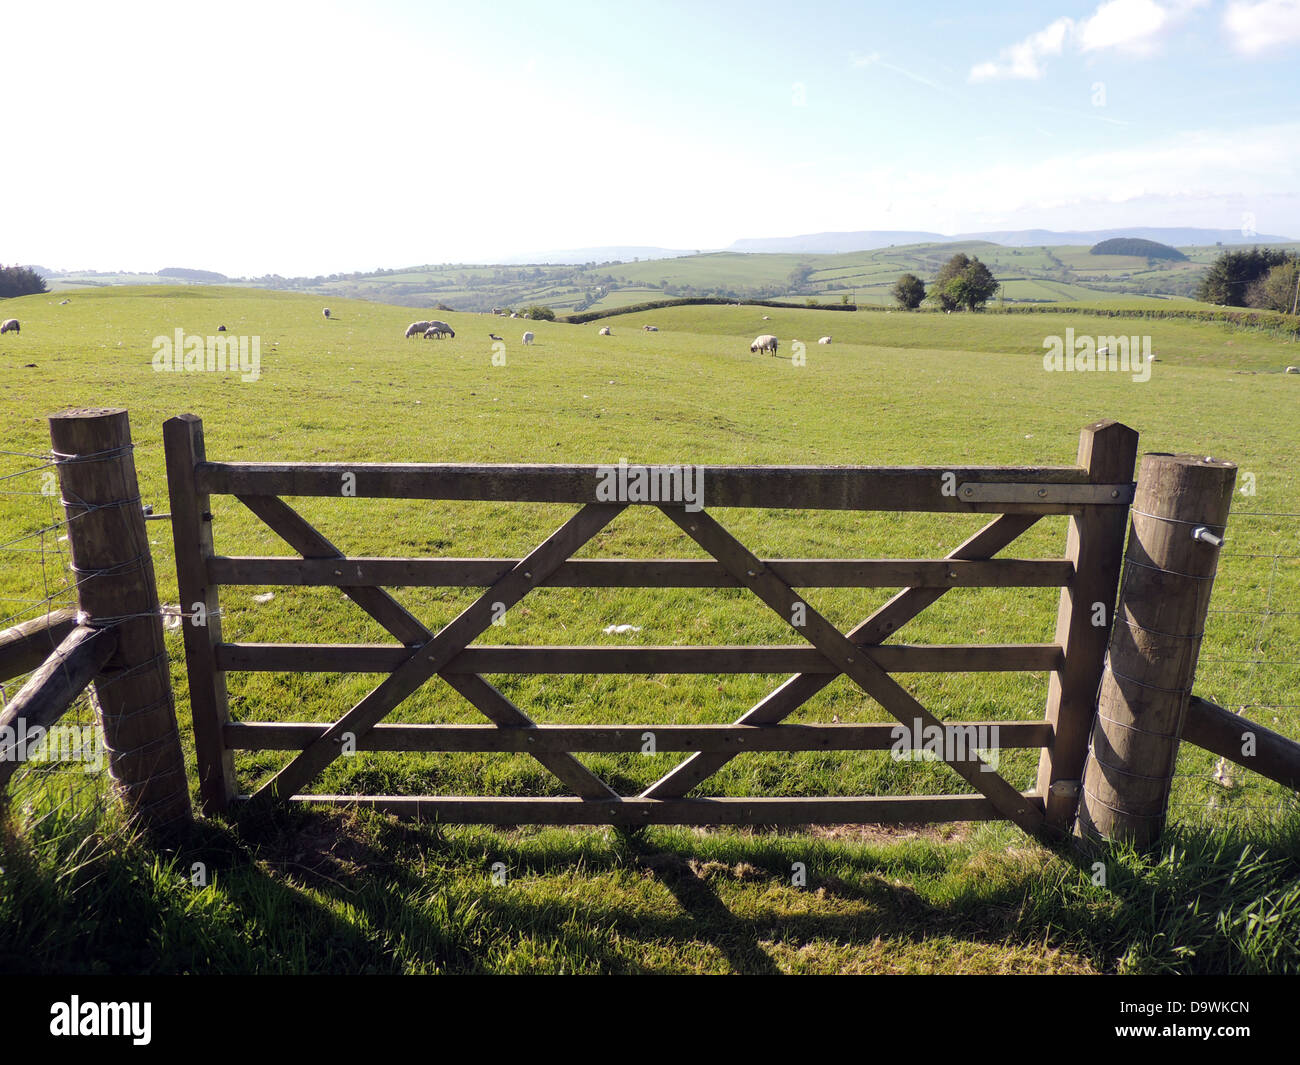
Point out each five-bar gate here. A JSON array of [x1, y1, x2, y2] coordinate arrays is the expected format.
[[163, 415, 1139, 840]]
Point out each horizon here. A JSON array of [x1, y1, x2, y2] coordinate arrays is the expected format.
[[6, 0, 1298, 276]]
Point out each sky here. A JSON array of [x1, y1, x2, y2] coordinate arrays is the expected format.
[[3, 0, 1297, 276]]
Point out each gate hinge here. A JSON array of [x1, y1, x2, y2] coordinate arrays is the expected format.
[[958, 482, 1135, 505]]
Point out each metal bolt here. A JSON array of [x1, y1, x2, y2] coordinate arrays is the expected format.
[[948, 569, 958, 580], [1036, 488, 1048, 498], [962, 486, 973, 496], [523, 571, 532, 579], [746, 569, 756, 578], [1192, 526, 1224, 548], [1110, 489, 1119, 498]]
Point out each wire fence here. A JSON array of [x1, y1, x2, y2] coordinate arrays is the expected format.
[[1169, 506, 1300, 828], [0, 448, 107, 828]]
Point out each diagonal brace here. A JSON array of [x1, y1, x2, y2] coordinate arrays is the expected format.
[[658, 507, 1044, 835]]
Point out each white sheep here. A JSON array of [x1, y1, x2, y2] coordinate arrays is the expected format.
[[1287, 366, 1300, 374], [643, 324, 658, 332], [762, 315, 771, 321], [405, 321, 432, 339], [0, 318, 19, 335], [427, 320, 455, 338], [750, 334, 778, 355], [522, 331, 535, 345], [818, 336, 832, 344], [599, 326, 612, 336]]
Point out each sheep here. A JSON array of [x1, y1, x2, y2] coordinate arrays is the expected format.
[[522, 331, 535, 345], [818, 336, 832, 345], [643, 324, 658, 332], [405, 321, 432, 339], [427, 320, 455, 339], [599, 326, 612, 336], [1287, 366, 1300, 374], [762, 315, 771, 321], [59, 299, 70, 305], [423, 327, 441, 339], [510, 312, 518, 319], [0, 318, 19, 335], [323, 308, 331, 319], [750, 334, 778, 355]]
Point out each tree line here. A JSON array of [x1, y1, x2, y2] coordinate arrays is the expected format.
[[1197, 247, 1298, 313], [0, 265, 47, 298]]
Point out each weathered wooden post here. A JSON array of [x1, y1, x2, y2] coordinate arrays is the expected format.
[[1036, 421, 1139, 835], [49, 408, 192, 831], [1075, 453, 1236, 849]]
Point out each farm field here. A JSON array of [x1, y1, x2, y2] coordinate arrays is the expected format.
[[44, 238, 1300, 314], [1, 286, 1298, 974]]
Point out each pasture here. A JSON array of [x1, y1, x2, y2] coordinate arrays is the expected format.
[[1, 286, 1298, 973]]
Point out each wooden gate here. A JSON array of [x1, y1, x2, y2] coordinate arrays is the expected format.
[[163, 415, 1138, 839]]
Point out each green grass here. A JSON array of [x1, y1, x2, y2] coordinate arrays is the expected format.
[[1, 285, 1297, 972]]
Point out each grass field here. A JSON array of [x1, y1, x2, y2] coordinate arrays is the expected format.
[[1, 286, 1297, 973]]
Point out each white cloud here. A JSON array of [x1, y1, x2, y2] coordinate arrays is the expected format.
[[1224, 0, 1300, 52], [969, 0, 1206, 81], [970, 17, 1072, 82]]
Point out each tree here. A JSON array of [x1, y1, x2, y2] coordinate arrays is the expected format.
[[892, 273, 925, 310], [0, 265, 48, 298], [1245, 257, 1300, 313], [928, 254, 999, 311], [524, 304, 556, 321], [1198, 247, 1292, 307]]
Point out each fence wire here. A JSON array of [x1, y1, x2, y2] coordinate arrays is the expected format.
[[0, 446, 183, 832], [1168, 507, 1300, 828]]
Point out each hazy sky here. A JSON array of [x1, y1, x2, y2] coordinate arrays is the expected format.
[[5, 0, 1297, 275]]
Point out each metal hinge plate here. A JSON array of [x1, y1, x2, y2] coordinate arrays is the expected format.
[[958, 482, 1135, 505]]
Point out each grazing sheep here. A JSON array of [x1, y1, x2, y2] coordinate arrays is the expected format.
[[405, 321, 432, 339], [0, 318, 19, 335], [643, 324, 658, 332], [762, 315, 771, 321], [1287, 366, 1300, 374], [217, 325, 227, 332], [818, 336, 832, 344], [323, 308, 331, 319], [522, 312, 532, 320], [423, 327, 441, 339], [522, 331, 535, 345], [599, 326, 612, 336], [428, 320, 455, 339], [750, 334, 778, 355], [510, 312, 518, 319], [59, 299, 70, 305]]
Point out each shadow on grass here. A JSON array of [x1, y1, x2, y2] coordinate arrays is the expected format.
[[4, 797, 1298, 974]]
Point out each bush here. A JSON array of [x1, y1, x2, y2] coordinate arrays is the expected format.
[[524, 304, 556, 321]]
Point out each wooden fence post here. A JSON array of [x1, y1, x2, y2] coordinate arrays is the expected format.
[[1036, 421, 1139, 835], [1075, 453, 1236, 849], [48, 407, 192, 831], [163, 414, 235, 813]]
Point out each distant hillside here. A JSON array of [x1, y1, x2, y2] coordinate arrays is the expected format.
[[1090, 238, 1187, 261], [728, 227, 1294, 255], [495, 246, 699, 265], [728, 231, 946, 254]]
